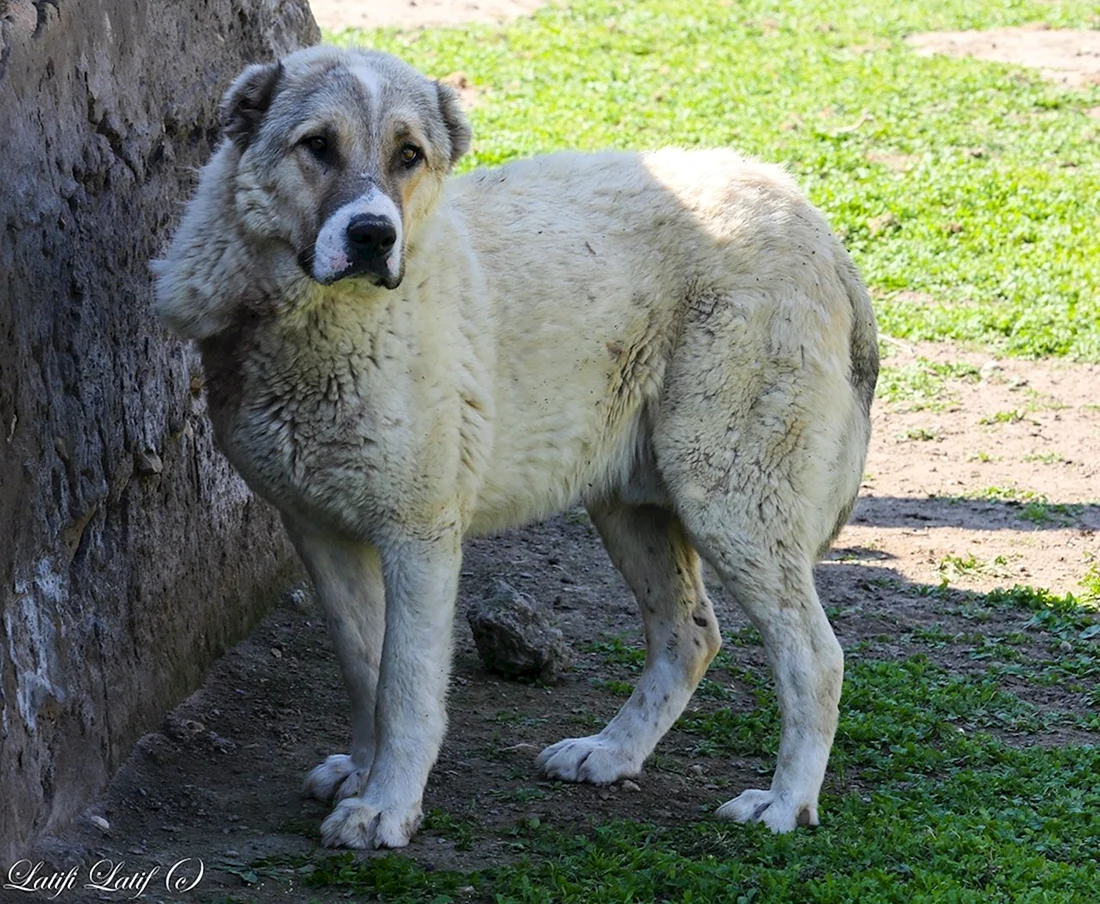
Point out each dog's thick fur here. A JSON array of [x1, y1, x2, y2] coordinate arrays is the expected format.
[[154, 46, 878, 849]]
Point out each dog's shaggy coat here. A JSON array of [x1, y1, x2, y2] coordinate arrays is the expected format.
[[154, 46, 878, 849]]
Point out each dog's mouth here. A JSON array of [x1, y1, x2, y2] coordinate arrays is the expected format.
[[297, 245, 403, 289], [307, 195, 406, 290]]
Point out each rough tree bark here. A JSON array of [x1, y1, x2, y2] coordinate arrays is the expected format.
[[0, 0, 319, 862]]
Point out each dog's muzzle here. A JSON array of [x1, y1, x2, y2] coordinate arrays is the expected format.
[[309, 188, 404, 288]]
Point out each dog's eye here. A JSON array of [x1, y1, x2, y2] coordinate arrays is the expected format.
[[303, 135, 328, 158], [399, 144, 423, 168]]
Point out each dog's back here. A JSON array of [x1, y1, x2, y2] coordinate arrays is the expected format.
[[422, 149, 877, 549]]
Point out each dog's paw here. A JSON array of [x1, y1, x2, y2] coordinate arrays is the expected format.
[[715, 789, 817, 833], [320, 797, 422, 849], [536, 735, 642, 784], [303, 755, 369, 802]]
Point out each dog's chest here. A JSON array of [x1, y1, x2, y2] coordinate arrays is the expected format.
[[200, 324, 407, 534]]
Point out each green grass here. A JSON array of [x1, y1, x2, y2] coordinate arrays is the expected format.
[[979, 409, 1027, 425], [329, 0, 1100, 361], [897, 426, 938, 442], [421, 809, 480, 849], [1081, 564, 1100, 603], [974, 485, 1046, 503], [937, 552, 1012, 579], [240, 584, 1099, 903], [1022, 451, 1065, 465], [269, 787, 1100, 901], [983, 583, 1099, 623], [1018, 501, 1086, 525], [961, 485, 1090, 525], [262, 737, 1100, 901]]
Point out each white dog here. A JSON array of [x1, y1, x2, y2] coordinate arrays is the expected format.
[[153, 45, 878, 849]]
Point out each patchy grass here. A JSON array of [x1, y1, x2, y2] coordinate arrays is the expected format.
[[896, 426, 938, 442], [240, 581, 1100, 903], [974, 485, 1046, 503], [1018, 501, 1086, 526], [330, 0, 1100, 362], [982, 583, 1100, 621], [938, 552, 1012, 580], [1081, 564, 1100, 603], [262, 785, 1100, 901], [421, 809, 480, 849], [876, 358, 980, 411], [962, 486, 1089, 525], [1022, 450, 1066, 465], [979, 409, 1028, 425]]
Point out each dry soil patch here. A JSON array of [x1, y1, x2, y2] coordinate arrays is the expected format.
[[850, 339, 1100, 600], [906, 27, 1100, 87]]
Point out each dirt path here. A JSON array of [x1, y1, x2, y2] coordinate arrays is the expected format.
[[22, 8, 1100, 903]]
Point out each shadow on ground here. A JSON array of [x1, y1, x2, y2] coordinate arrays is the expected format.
[[853, 494, 1100, 531]]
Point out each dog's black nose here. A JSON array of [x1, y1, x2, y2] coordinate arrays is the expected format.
[[346, 214, 396, 256]]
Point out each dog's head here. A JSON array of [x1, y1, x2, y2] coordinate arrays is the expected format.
[[223, 46, 470, 288], [154, 47, 471, 340]]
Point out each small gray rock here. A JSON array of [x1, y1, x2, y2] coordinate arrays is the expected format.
[[467, 581, 572, 684]]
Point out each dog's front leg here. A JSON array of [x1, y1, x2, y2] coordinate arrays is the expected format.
[[320, 530, 461, 849], [284, 520, 385, 804]]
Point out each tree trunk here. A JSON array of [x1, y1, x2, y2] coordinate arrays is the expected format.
[[0, 0, 319, 861]]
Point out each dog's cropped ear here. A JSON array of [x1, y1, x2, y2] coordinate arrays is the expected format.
[[435, 81, 472, 168], [220, 61, 283, 150]]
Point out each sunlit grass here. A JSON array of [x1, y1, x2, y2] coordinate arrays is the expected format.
[[328, 0, 1100, 360]]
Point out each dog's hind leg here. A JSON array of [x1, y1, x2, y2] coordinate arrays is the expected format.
[[537, 502, 721, 783], [285, 521, 384, 804], [675, 499, 843, 832], [653, 282, 854, 831]]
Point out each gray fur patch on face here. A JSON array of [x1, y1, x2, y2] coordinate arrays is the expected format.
[[313, 187, 403, 286], [254, 48, 466, 171]]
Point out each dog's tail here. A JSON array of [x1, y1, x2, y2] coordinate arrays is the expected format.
[[815, 246, 878, 559], [839, 250, 879, 417]]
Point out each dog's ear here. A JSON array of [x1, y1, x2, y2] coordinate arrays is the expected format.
[[435, 81, 472, 168], [220, 61, 283, 150]]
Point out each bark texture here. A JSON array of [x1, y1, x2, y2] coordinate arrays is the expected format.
[[0, 0, 318, 861]]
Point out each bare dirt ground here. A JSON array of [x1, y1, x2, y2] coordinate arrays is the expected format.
[[906, 26, 1100, 88], [850, 340, 1100, 600], [22, 7, 1100, 904], [309, 0, 548, 32]]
